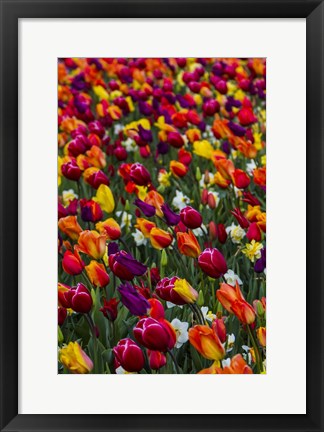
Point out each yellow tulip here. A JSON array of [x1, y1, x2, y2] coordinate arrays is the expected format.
[[93, 184, 115, 213], [59, 341, 93, 374]]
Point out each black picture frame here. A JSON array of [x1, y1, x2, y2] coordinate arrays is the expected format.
[[0, 1, 323, 431]]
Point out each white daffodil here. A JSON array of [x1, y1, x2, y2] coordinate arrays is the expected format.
[[122, 137, 137, 152], [62, 189, 78, 206], [115, 366, 136, 374], [172, 190, 190, 210], [192, 224, 207, 237], [116, 211, 133, 229], [113, 123, 124, 135], [222, 358, 231, 368], [131, 229, 147, 246], [226, 333, 236, 352], [166, 301, 183, 309], [171, 318, 189, 348], [201, 306, 216, 322], [246, 159, 257, 175], [242, 345, 253, 365], [226, 223, 245, 244], [224, 269, 243, 286]]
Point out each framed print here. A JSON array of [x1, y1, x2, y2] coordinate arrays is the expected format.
[[0, 0, 323, 431]]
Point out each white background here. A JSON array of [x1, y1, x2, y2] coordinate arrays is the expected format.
[[19, 19, 306, 414]]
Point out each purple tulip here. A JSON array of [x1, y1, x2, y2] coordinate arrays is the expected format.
[[228, 121, 246, 137], [161, 203, 180, 226], [118, 282, 150, 316], [138, 125, 153, 143], [134, 199, 156, 217], [254, 248, 266, 273]]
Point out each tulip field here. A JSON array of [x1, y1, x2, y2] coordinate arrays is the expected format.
[[58, 58, 266, 374]]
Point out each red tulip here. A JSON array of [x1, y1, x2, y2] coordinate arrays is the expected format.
[[129, 162, 151, 186], [148, 350, 167, 370], [113, 338, 145, 372], [198, 248, 227, 279], [180, 206, 202, 229], [134, 317, 176, 352], [232, 169, 250, 189]]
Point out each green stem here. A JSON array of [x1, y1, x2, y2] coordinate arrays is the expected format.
[[167, 349, 181, 374], [247, 325, 263, 373], [85, 313, 98, 374]]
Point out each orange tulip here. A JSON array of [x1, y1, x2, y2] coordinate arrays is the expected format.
[[85, 260, 110, 287], [135, 218, 156, 238], [96, 218, 121, 240], [149, 228, 173, 250], [216, 281, 256, 324], [189, 325, 225, 361], [177, 231, 201, 258], [215, 354, 253, 374], [77, 230, 106, 259], [253, 167, 266, 187], [58, 215, 82, 240]]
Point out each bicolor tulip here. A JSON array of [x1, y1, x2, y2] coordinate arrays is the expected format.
[[59, 341, 93, 374], [149, 227, 173, 250], [85, 260, 110, 287], [216, 281, 256, 324], [172, 278, 198, 304], [84, 167, 109, 189], [77, 230, 106, 259], [134, 317, 176, 352], [144, 191, 164, 217], [135, 218, 156, 238], [180, 206, 202, 229], [80, 199, 103, 223], [170, 160, 189, 177], [96, 217, 121, 240], [156, 276, 187, 305], [188, 324, 225, 361], [177, 231, 201, 258], [257, 327, 266, 347], [113, 338, 145, 373], [198, 248, 227, 278]]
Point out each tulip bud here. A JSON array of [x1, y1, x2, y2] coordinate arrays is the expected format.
[[161, 249, 168, 267], [217, 224, 227, 244], [201, 188, 209, 205], [148, 350, 167, 370], [209, 221, 217, 240], [62, 250, 84, 275], [256, 327, 266, 347], [212, 318, 226, 343], [58, 325, 64, 344], [195, 166, 202, 182], [197, 290, 204, 307], [207, 193, 216, 209]]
